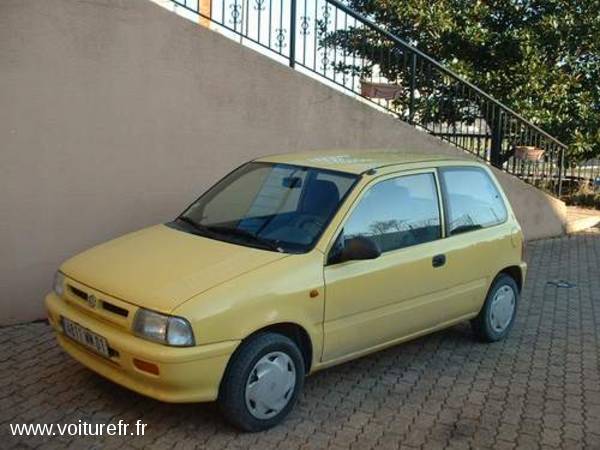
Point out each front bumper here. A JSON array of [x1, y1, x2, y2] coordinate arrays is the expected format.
[[45, 292, 239, 403], [519, 261, 528, 287]]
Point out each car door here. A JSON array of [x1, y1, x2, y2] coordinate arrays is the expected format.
[[434, 165, 514, 322], [321, 169, 450, 363]]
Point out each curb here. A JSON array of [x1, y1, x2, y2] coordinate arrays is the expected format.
[[566, 215, 600, 234]]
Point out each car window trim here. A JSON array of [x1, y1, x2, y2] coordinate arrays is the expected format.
[[437, 166, 509, 238]]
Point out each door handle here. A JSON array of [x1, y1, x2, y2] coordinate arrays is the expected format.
[[432, 254, 446, 268]]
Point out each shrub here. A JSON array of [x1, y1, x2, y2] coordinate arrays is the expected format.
[[564, 180, 600, 210]]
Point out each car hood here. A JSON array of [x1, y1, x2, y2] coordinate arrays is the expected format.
[[61, 224, 288, 313]]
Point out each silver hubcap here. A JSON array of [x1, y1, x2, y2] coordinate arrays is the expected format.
[[490, 285, 516, 333], [245, 351, 296, 419]]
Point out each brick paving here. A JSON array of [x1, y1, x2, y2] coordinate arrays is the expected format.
[[2, 229, 600, 449]]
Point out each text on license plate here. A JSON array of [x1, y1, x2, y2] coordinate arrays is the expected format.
[[62, 317, 110, 358]]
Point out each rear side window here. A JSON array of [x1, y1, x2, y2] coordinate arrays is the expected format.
[[440, 167, 507, 235], [342, 173, 441, 253]]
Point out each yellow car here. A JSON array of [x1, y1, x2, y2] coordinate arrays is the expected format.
[[46, 150, 526, 431]]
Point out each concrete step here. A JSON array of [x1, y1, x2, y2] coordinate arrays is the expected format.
[[566, 207, 600, 233]]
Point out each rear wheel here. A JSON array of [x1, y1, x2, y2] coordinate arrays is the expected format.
[[218, 332, 305, 431], [471, 274, 519, 342]]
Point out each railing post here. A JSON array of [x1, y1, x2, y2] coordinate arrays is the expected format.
[[408, 52, 417, 124], [490, 109, 504, 168], [558, 147, 564, 197], [289, 0, 297, 68]]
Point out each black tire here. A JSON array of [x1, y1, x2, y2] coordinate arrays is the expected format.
[[218, 332, 305, 432], [471, 273, 519, 342]]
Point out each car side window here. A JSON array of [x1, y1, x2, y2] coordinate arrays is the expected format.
[[440, 167, 508, 235], [341, 173, 442, 253]]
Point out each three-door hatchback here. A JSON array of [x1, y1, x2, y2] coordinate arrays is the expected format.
[[46, 150, 526, 431]]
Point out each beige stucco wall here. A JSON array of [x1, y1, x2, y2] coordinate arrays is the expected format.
[[0, 0, 565, 324]]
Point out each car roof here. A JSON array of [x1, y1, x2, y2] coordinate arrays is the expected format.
[[256, 149, 474, 174]]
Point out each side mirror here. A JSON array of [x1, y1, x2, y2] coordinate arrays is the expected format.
[[331, 236, 381, 264]]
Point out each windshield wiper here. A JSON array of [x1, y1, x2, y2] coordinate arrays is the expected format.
[[177, 217, 282, 252], [204, 225, 283, 252]]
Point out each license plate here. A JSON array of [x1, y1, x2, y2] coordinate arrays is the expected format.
[[62, 317, 110, 358]]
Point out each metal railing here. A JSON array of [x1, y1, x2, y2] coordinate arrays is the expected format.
[[563, 160, 600, 194], [170, 0, 577, 196]]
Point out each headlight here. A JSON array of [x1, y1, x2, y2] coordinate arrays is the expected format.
[[132, 309, 195, 347], [53, 272, 65, 297]]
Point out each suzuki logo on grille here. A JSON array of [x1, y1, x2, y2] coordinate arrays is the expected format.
[[86, 294, 97, 308]]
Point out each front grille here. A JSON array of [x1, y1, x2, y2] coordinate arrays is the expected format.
[[101, 301, 129, 318], [67, 283, 131, 320], [69, 285, 88, 301]]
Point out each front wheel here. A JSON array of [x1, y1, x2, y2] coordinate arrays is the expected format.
[[471, 274, 519, 342], [218, 332, 305, 432]]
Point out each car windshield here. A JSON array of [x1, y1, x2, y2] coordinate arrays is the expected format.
[[175, 162, 358, 253]]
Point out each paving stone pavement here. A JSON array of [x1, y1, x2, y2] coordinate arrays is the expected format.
[[2, 229, 600, 449]]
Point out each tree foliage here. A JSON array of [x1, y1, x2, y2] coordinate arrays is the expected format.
[[328, 0, 599, 161]]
